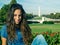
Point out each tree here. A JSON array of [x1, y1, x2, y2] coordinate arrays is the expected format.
[[9, 0, 17, 7], [55, 13, 60, 19], [42, 12, 60, 19], [26, 13, 33, 19], [0, 5, 9, 22], [0, 0, 17, 23]]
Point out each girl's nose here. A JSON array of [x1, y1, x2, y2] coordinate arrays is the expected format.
[[17, 16, 19, 19]]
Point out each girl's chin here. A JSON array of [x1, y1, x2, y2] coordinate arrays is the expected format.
[[15, 22, 19, 24], [15, 21, 21, 24]]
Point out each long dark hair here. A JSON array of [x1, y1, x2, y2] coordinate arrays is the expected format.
[[6, 4, 32, 45]]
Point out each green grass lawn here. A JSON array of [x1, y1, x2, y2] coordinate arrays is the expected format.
[[29, 23, 60, 33], [0, 23, 60, 33]]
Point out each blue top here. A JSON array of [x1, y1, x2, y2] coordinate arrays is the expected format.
[[1, 25, 25, 45]]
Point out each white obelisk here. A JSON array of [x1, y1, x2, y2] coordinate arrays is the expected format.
[[38, 7, 40, 17]]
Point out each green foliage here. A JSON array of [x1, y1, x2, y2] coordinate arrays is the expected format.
[[10, 0, 17, 5], [42, 13, 60, 19], [55, 13, 60, 19], [42, 31, 60, 45], [0, 0, 17, 23], [9, 0, 17, 7], [0, 5, 9, 22], [26, 13, 33, 19], [43, 21, 54, 24]]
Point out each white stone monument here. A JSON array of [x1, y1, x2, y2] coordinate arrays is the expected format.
[[38, 7, 41, 17]]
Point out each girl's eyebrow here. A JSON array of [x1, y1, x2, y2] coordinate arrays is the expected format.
[[20, 14, 21, 15], [14, 14, 21, 16]]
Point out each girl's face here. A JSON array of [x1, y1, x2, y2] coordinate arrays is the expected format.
[[14, 9, 22, 24]]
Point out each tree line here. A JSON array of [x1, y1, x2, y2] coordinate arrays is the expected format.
[[42, 13, 60, 19]]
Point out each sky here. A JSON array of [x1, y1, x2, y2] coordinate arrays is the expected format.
[[0, 0, 60, 15]]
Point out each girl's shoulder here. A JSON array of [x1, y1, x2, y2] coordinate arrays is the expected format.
[[1, 24, 8, 38], [1, 24, 7, 33], [1, 24, 7, 29]]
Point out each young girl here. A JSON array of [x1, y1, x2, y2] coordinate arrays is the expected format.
[[1, 4, 48, 45]]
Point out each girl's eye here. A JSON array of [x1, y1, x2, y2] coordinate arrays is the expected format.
[[19, 15, 21, 16], [14, 14, 21, 17]]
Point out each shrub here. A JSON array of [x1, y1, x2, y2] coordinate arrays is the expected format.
[[43, 21, 54, 24]]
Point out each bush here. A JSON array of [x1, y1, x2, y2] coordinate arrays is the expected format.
[[43, 21, 54, 24]]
